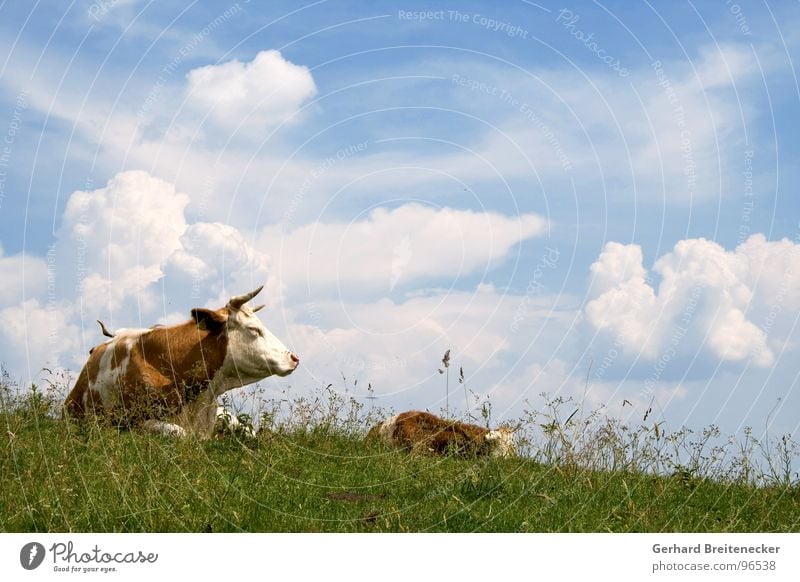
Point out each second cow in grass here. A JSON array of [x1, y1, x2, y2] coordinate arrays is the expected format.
[[367, 410, 516, 458]]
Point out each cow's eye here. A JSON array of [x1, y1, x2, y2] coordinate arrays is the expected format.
[[247, 326, 264, 337]]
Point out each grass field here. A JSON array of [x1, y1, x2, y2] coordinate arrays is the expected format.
[[1, 374, 799, 533]]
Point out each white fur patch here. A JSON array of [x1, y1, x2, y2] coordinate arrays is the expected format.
[[141, 419, 187, 438], [223, 307, 298, 380], [377, 414, 400, 443], [215, 406, 256, 438], [485, 429, 515, 458], [93, 346, 125, 409], [91, 328, 147, 409]]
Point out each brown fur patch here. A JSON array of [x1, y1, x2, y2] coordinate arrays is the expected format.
[[63, 309, 230, 424], [369, 411, 497, 457]]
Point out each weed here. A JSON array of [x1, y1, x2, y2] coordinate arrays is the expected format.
[[0, 370, 798, 532]]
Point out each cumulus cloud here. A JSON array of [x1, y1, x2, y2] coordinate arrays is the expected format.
[[586, 234, 800, 368], [167, 222, 267, 281], [0, 170, 200, 376], [0, 246, 49, 308], [61, 170, 189, 312], [588, 241, 650, 295], [51, 170, 289, 321], [259, 203, 547, 296], [185, 50, 317, 131], [164, 221, 281, 308], [0, 299, 81, 374]]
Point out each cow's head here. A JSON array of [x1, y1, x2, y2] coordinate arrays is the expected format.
[[484, 427, 515, 458], [191, 285, 299, 385]]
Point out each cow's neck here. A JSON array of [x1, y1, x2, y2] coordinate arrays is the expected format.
[[172, 354, 264, 437]]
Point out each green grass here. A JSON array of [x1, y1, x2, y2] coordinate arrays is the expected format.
[[2, 409, 799, 532], [2, 371, 799, 532]]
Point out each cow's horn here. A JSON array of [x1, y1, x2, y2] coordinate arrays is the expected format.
[[227, 285, 264, 310], [96, 319, 114, 338], [252, 304, 265, 313]]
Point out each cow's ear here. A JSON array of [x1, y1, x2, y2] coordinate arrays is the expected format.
[[191, 308, 228, 332]]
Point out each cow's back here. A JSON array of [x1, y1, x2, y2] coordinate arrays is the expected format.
[[368, 410, 494, 456], [63, 322, 228, 424]]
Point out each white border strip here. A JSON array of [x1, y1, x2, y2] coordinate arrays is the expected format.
[[2, 533, 798, 581]]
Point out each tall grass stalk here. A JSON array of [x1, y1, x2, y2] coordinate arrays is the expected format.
[[440, 349, 450, 417]]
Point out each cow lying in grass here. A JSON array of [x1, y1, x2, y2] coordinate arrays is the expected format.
[[367, 410, 516, 458], [63, 286, 298, 439]]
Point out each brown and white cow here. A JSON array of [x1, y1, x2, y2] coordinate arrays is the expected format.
[[63, 286, 299, 438], [367, 410, 516, 458]]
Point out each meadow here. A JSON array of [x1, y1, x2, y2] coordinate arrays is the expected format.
[[1, 370, 798, 533]]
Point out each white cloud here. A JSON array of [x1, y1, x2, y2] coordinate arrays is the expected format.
[[61, 170, 189, 311], [0, 246, 49, 308], [588, 241, 649, 294], [586, 234, 800, 368], [693, 43, 760, 90], [164, 221, 282, 309], [185, 50, 317, 131], [167, 222, 268, 282], [55, 171, 289, 322], [259, 203, 547, 296], [0, 299, 81, 375]]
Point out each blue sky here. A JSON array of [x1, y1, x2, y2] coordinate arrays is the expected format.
[[1, 0, 799, 441]]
